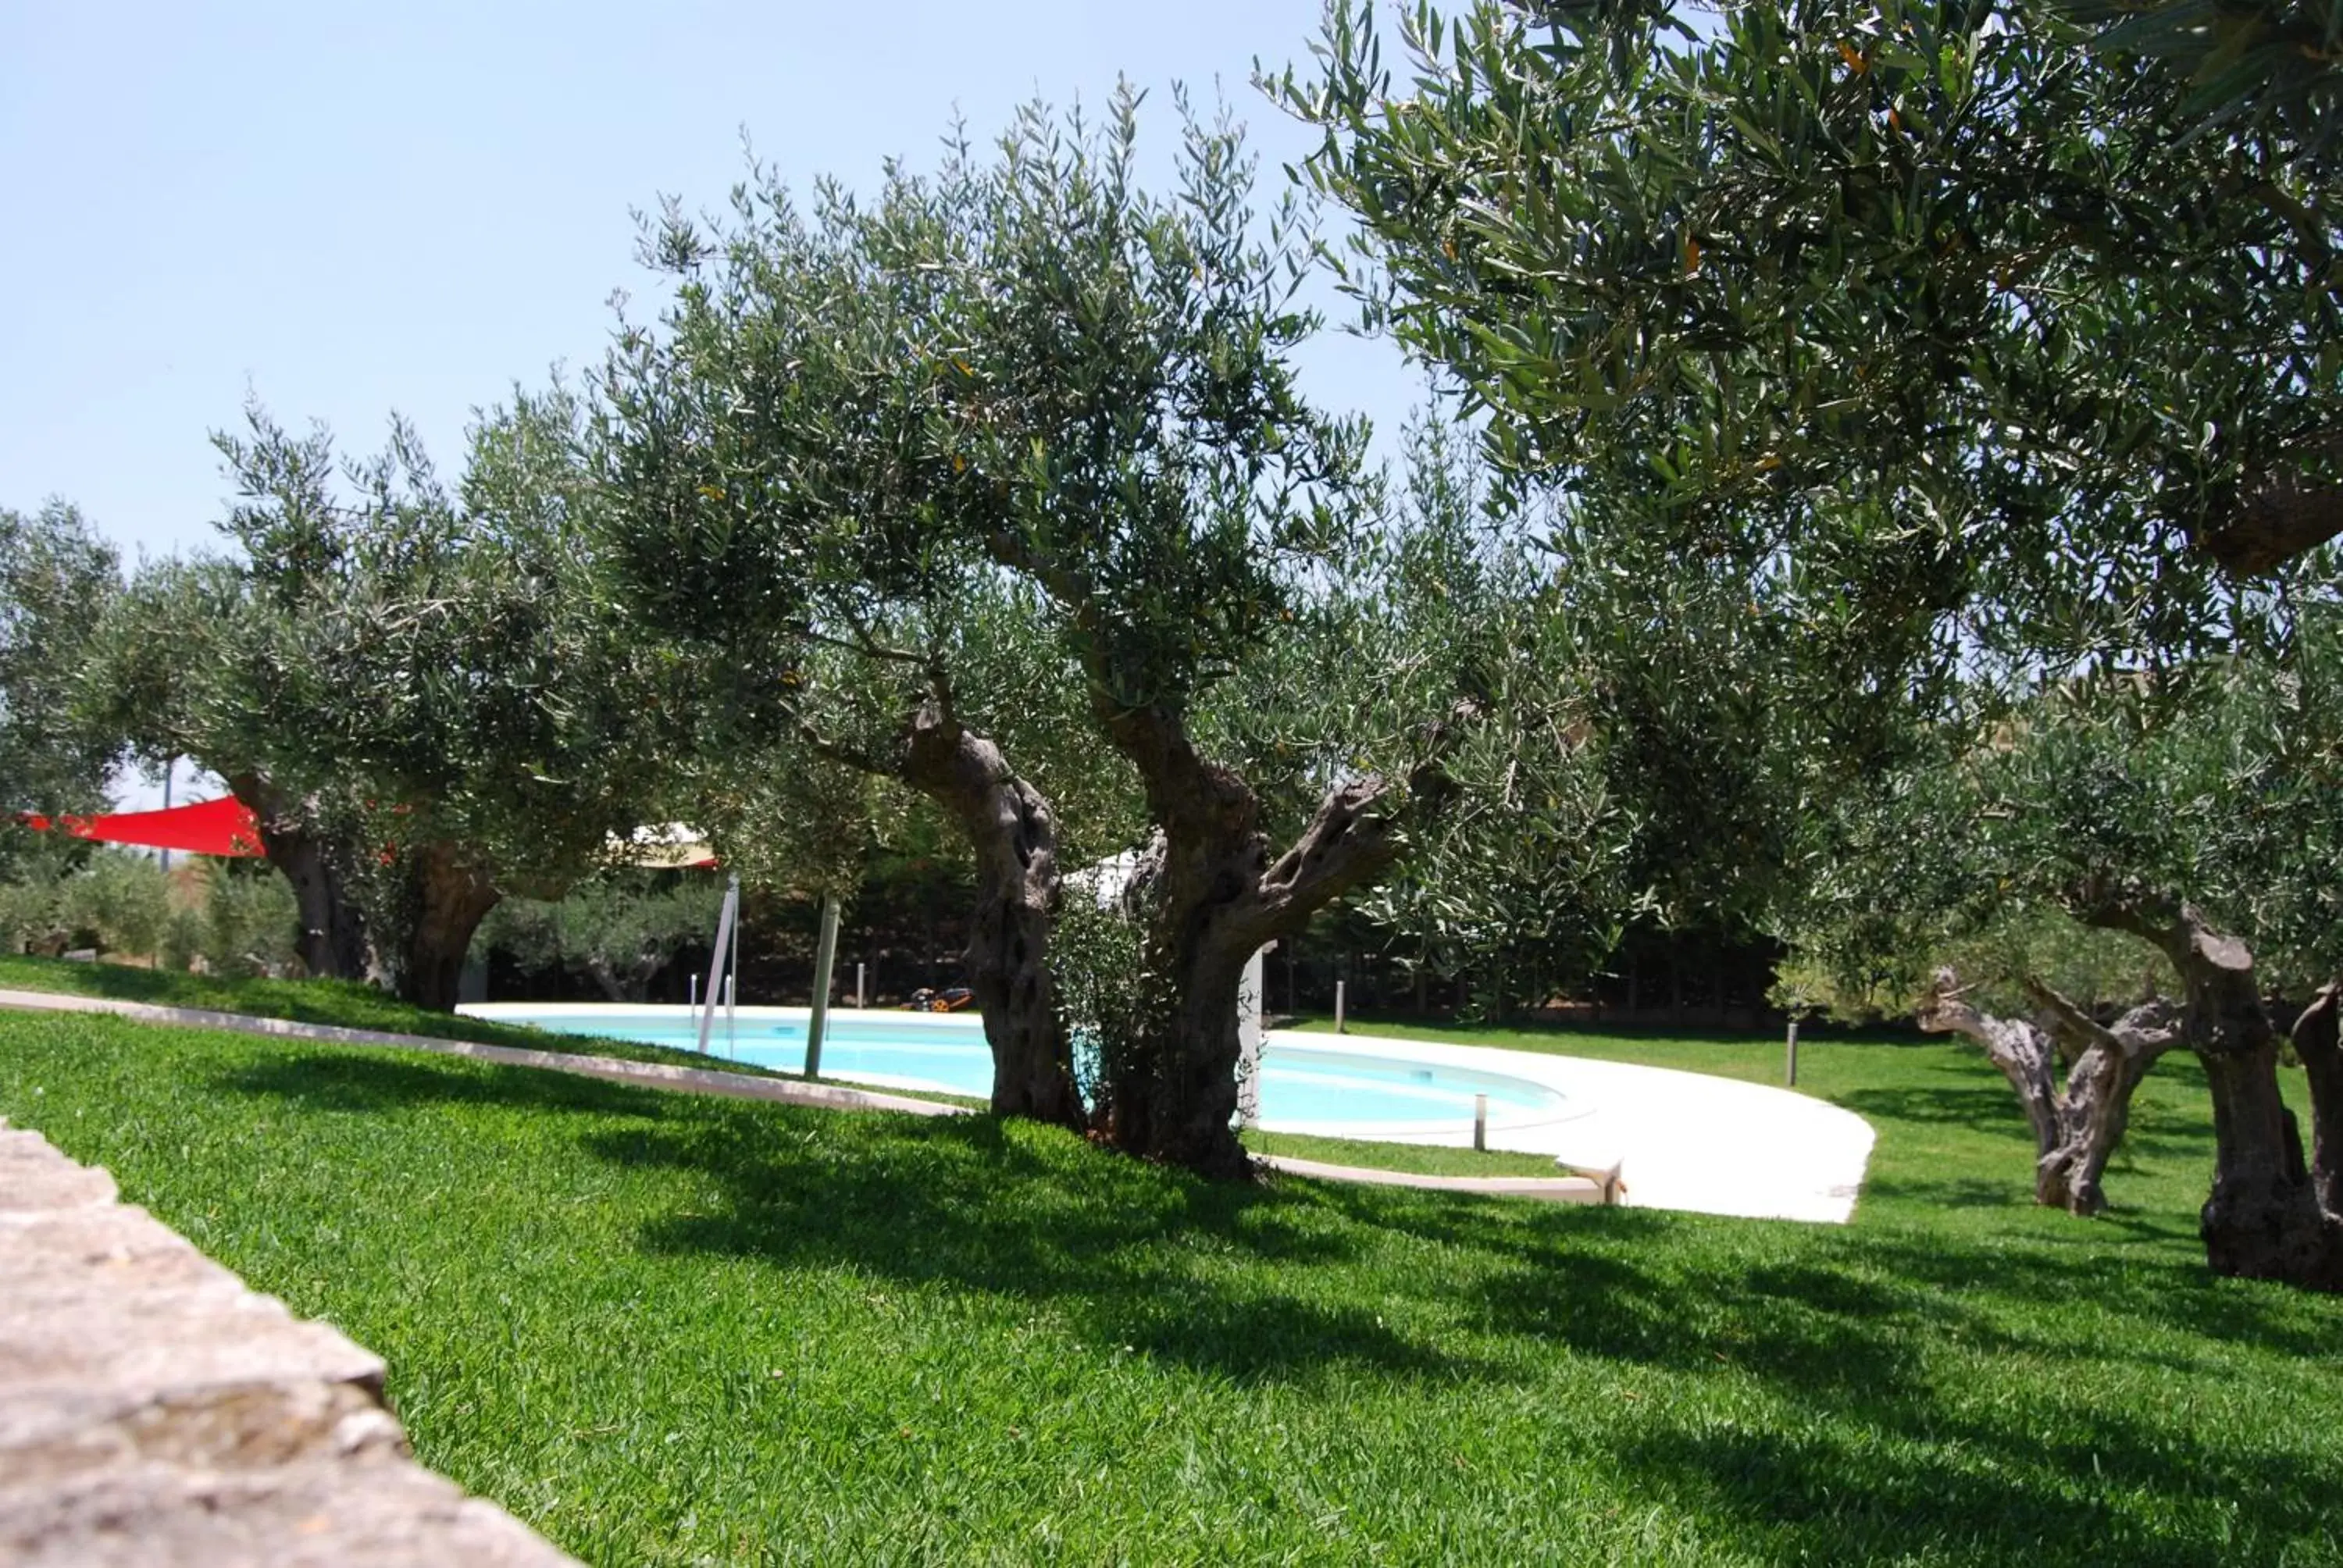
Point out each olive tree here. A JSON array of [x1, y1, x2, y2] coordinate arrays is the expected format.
[[1283, 0, 2343, 1282], [598, 93, 1485, 1173], [2, 502, 120, 875], [88, 550, 382, 982], [239, 392, 668, 1007], [92, 393, 667, 1007]]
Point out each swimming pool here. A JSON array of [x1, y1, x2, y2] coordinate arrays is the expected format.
[[462, 1004, 1570, 1139]]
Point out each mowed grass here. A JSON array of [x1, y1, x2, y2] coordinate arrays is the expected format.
[[0, 952, 911, 1092], [5, 1010, 2342, 1564]]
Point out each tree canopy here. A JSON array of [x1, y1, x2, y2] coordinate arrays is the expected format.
[[87, 394, 669, 1006], [2, 504, 119, 828], [1278, 0, 2343, 672], [1283, 0, 2343, 1283], [598, 90, 1501, 1171]]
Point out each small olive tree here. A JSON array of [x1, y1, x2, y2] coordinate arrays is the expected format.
[[89, 551, 380, 983], [92, 393, 668, 1007], [2, 502, 119, 882]]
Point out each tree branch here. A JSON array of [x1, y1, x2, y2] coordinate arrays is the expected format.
[[2023, 977, 2121, 1065], [801, 618, 926, 668], [2024, 977, 2184, 1067], [2293, 982, 2343, 1217], [1915, 968, 2059, 1071], [2105, 996, 2187, 1060], [790, 714, 896, 781], [1240, 775, 1405, 942], [2065, 878, 2256, 986], [2197, 430, 2343, 577], [1917, 969, 2001, 1049]]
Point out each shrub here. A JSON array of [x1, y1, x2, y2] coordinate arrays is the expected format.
[[195, 861, 299, 977], [52, 850, 172, 958]]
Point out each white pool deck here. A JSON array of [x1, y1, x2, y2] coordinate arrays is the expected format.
[[1263, 1029, 1874, 1224], [465, 1003, 1875, 1225]]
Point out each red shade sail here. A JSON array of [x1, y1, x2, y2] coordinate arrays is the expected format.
[[20, 796, 266, 857]]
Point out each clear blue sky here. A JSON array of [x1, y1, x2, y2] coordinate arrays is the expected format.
[[1, 0, 1426, 568]]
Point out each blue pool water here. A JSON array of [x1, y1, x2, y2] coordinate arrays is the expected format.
[[486, 1010, 1566, 1135]]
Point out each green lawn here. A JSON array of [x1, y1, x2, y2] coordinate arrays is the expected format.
[[0, 958, 1515, 1172], [1291, 1010, 1910, 1087], [0, 952, 939, 1095], [4, 1003, 2341, 1563], [0, 950, 736, 1061]]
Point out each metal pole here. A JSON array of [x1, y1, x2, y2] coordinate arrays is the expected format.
[[697, 875, 739, 1055], [1335, 979, 1346, 1035], [805, 892, 842, 1079], [689, 974, 697, 1010], [727, 911, 740, 1055], [1785, 1017, 1800, 1087], [856, 960, 867, 1008], [1474, 1092, 1488, 1152]]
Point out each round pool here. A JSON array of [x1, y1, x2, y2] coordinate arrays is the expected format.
[[464, 1005, 1568, 1139]]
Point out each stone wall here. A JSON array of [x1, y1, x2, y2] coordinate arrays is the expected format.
[[0, 1121, 577, 1566]]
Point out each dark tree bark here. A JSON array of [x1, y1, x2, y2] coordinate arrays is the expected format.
[[891, 700, 1082, 1130], [1088, 702, 1422, 1179], [2293, 983, 2343, 1220], [2197, 433, 2343, 576], [583, 949, 665, 1004], [2076, 891, 2343, 1289], [583, 956, 630, 1004], [2023, 982, 2184, 1216], [225, 772, 370, 982], [1919, 974, 2066, 1188], [1918, 969, 2184, 1215], [395, 841, 501, 1012]]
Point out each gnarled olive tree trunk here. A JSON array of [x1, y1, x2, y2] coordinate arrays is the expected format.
[[2290, 983, 2343, 1221], [225, 772, 371, 982], [2077, 894, 2343, 1289], [1918, 970, 2181, 1215], [893, 701, 1082, 1130], [394, 841, 501, 1012], [1090, 707, 1417, 1180], [1918, 975, 2064, 1181]]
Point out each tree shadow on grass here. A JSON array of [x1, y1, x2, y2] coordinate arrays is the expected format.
[[211, 1054, 1471, 1384], [1610, 1403, 2334, 1568], [1833, 1082, 2027, 1129], [1860, 1174, 2038, 1210], [1842, 1227, 2343, 1362], [1481, 1243, 1960, 1397], [211, 1050, 679, 1120], [1462, 1221, 2343, 1563], [203, 1048, 2343, 1559], [585, 1111, 1491, 1387]]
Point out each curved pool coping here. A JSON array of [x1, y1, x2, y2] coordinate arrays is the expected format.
[[464, 1004, 1875, 1224], [1264, 1029, 1874, 1224]]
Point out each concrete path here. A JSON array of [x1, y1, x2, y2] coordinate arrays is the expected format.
[[0, 1121, 575, 1566], [0, 989, 960, 1118], [1266, 1029, 1877, 1224]]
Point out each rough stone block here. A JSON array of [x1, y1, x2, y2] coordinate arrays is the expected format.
[[0, 1121, 576, 1566]]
